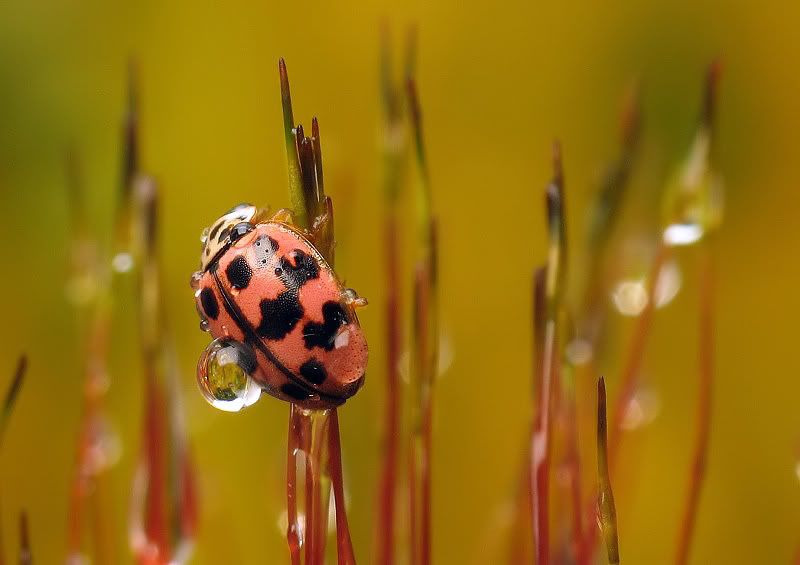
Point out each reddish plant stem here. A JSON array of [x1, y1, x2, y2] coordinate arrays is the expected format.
[[421, 378, 433, 565], [674, 245, 714, 565], [19, 512, 31, 565], [410, 242, 436, 565], [409, 452, 418, 565], [510, 457, 534, 563], [142, 367, 169, 563], [377, 210, 401, 565], [609, 241, 669, 460], [531, 323, 557, 565], [329, 410, 356, 564], [314, 414, 332, 565], [563, 378, 583, 561], [580, 241, 669, 560], [287, 405, 302, 565], [303, 414, 316, 565], [67, 310, 114, 565]]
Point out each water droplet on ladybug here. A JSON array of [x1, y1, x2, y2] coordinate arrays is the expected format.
[[199, 319, 210, 332], [229, 221, 254, 243], [189, 271, 202, 290], [197, 339, 261, 412]]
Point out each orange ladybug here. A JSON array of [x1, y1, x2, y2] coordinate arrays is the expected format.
[[192, 204, 368, 411]]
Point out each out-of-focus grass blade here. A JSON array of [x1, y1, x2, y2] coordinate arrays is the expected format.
[[0, 356, 27, 445]]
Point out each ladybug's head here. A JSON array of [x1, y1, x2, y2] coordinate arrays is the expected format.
[[199, 204, 264, 271]]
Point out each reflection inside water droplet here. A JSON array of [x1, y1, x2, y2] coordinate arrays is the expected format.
[[663, 223, 704, 246], [197, 339, 261, 412]]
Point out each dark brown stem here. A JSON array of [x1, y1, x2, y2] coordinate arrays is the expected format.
[[674, 245, 714, 565], [597, 378, 620, 564]]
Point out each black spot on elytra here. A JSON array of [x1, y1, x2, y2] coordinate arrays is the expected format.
[[200, 287, 219, 320], [299, 358, 328, 385], [226, 255, 252, 289], [303, 301, 350, 351], [279, 249, 320, 290], [254, 235, 279, 266], [257, 291, 304, 340], [281, 382, 312, 401]]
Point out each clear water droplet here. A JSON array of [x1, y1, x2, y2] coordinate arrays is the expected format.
[[199, 319, 210, 332], [197, 339, 261, 412], [663, 223, 703, 246], [189, 271, 203, 290]]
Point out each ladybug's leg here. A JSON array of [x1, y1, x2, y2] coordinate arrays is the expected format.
[[341, 288, 368, 308], [270, 207, 296, 225]]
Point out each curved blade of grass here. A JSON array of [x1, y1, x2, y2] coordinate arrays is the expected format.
[[0, 356, 26, 445]]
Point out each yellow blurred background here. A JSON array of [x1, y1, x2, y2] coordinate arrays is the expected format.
[[0, 1, 798, 563]]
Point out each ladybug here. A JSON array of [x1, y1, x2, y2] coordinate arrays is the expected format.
[[191, 204, 368, 411]]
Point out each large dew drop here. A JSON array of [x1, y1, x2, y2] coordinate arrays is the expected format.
[[197, 339, 261, 412]]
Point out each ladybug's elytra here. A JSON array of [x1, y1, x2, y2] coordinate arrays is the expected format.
[[192, 204, 368, 411]]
